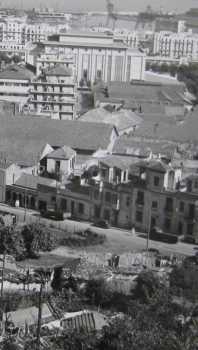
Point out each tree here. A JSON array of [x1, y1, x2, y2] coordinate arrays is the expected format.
[[132, 270, 161, 303], [170, 263, 198, 302], [84, 278, 111, 306], [0, 225, 26, 260], [51, 328, 96, 350]]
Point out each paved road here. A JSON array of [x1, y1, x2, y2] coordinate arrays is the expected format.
[[0, 203, 196, 257]]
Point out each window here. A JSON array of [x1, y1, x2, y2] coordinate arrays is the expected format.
[[55, 160, 60, 173], [51, 196, 56, 202], [61, 199, 67, 211], [187, 223, 194, 235], [154, 176, 160, 187], [101, 169, 106, 178], [78, 203, 84, 214], [136, 211, 143, 223], [165, 197, 173, 212], [152, 201, 158, 209], [112, 193, 118, 204], [136, 191, 144, 205], [126, 196, 130, 207], [179, 201, 185, 212], [195, 180, 198, 189], [94, 190, 99, 200], [164, 217, 171, 231], [103, 209, 110, 221], [123, 171, 127, 182], [188, 203, 195, 219], [105, 191, 111, 203]]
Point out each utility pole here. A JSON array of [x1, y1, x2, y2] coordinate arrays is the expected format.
[[24, 189, 27, 222], [36, 281, 43, 350], [0, 253, 5, 324], [146, 193, 152, 255]]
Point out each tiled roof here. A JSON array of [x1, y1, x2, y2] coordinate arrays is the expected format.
[[14, 174, 56, 190], [47, 145, 76, 160], [113, 135, 176, 158], [0, 64, 35, 81], [45, 64, 72, 77], [0, 115, 117, 165], [136, 159, 169, 173], [95, 81, 188, 112], [80, 108, 142, 133], [99, 155, 140, 170]]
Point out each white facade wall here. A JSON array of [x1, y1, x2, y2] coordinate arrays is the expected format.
[[154, 31, 198, 60], [43, 41, 145, 84]]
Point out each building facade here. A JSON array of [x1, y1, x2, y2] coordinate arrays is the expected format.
[[28, 64, 77, 120], [27, 31, 145, 85], [153, 31, 198, 60]]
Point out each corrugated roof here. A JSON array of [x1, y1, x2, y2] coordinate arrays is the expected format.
[[61, 310, 107, 332]]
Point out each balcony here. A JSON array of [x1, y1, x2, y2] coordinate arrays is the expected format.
[[29, 98, 76, 105]]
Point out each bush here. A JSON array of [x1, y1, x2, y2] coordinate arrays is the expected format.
[[59, 229, 106, 247]]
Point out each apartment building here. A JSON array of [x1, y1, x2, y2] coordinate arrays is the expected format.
[[0, 15, 69, 55], [27, 31, 145, 85], [28, 64, 77, 120], [0, 64, 34, 111], [153, 31, 198, 60], [35, 53, 74, 76]]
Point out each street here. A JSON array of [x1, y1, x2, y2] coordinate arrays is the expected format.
[[0, 203, 196, 257]]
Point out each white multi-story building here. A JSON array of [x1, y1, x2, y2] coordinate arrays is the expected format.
[[114, 30, 139, 49], [153, 31, 198, 60], [0, 15, 69, 56], [27, 31, 145, 84], [28, 63, 77, 120]]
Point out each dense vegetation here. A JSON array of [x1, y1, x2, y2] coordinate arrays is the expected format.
[[1, 260, 198, 350], [0, 224, 106, 261]]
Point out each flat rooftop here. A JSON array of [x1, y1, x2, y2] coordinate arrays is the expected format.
[[43, 40, 128, 50]]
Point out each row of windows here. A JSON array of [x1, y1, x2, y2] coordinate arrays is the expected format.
[[94, 190, 131, 207], [136, 190, 195, 217], [59, 198, 84, 214], [135, 210, 194, 235]]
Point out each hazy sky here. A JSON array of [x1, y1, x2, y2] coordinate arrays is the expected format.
[[3, 0, 197, 13]]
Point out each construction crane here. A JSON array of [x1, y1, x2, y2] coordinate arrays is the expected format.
[[106, 0, 117, 30]]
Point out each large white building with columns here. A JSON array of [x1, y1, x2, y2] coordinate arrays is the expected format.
[[27, 31, 145, 85]]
